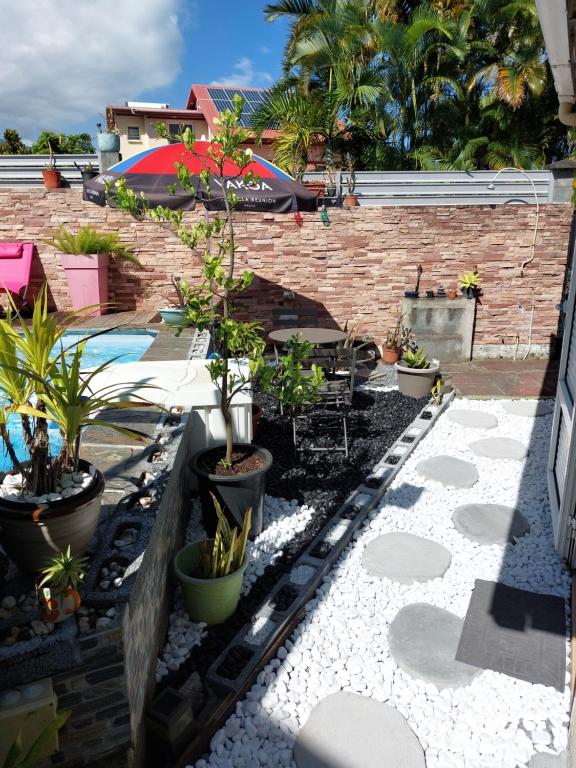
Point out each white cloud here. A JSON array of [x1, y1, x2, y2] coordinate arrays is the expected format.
[[211, 58, 273, 88], [259, 45, 271, 54], [0, 0, 186, 137]]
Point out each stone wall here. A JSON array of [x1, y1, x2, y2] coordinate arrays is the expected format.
[[0, 189, 572, 352]]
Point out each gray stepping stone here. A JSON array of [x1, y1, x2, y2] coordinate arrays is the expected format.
[[448, 409, 498, 429], [388, 603, 480, 689], [470, 437, 528, 460], [504, 400, 555, 418], [294, 692, 425, 768], [417, 455, 478, 488], [529, 751, 568, 768], [362, 532, 451, 583], [453, 503, 530, 545]]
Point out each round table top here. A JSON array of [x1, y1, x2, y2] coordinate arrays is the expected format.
[[269, 327, 348, 345]]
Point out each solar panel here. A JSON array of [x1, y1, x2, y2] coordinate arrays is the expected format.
[[207, 87, 270, 127]]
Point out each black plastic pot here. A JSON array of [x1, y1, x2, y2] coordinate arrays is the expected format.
[[325, 184, 337, 197], [190, 444, 273, 539], [404, 290, 419, 299], [80, 169, 99, 183], [461, 286, 476, 299]]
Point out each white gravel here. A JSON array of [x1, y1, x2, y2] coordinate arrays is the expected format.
[[192, 398, 571, 768]]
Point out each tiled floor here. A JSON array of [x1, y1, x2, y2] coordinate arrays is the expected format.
[[443, 359, 559, 399]]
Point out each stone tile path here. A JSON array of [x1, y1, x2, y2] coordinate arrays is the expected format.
[[192, 399, 570, 768]]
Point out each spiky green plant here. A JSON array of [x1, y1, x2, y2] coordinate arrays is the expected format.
[[42, 226, 141, 266], [459, 271, 480, 289], [38, 546, 88, 591], [400, 347, 430, 369], [195, 496, 251, 579], [431, 378, 443, 405], [2, 710, 70, 768]]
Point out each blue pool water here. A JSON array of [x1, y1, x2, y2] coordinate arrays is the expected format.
[[0, 330, 156, 472]]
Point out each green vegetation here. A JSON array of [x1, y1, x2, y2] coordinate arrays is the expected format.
[[38, 546, 88, 591], [400, 346, 431, 368], [257, 0, 570, 171], [459, 270, 481, 288], [195, 496, 251, 579], [43, 226, 141, 265], [0, 128, 94, 155], [1, 710, 70, 768]]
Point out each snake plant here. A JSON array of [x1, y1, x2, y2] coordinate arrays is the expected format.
[[195, 496, 251, 579]]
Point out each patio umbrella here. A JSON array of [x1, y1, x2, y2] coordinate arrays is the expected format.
[[83, 142, 318, 213]]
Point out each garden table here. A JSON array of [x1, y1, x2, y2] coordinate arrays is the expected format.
[[268, 327, 348, 346]]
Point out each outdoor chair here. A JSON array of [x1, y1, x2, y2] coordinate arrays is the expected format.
[[0, 242, 34, 311], [293, 347, 357, 458]]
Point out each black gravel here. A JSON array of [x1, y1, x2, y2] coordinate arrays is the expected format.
[[156, 388, 427, 701]]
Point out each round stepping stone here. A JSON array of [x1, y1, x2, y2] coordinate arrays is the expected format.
[[362, 532, 451, 583], [417, 455, 478, 488], [453, 503, 530, 545], [448, 409, 498, 429], [388, 603, 480, 689], [504, 400, 555, 418], [470, 437, 528, 460], [294, 692, 425, 768], [528, 752, 568, 768]]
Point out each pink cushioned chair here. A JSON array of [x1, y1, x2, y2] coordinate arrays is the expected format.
[[0, 242, 34, 309]]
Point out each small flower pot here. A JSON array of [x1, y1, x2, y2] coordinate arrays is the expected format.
[[446, 289, 457, 299], [325, 184, 337, 197], [42, 169, 61, 190], [38, 586, 81, 623], [80, 169, 99, 184], [303, 181, 326, 198], [461, 286, 476, 299], [395, 361, 440, 399], [343, 193, 359, 208], [426, 290, 435, 298], [97, 133, 120, 153], [174, 540, 247, 625], [382, 346, 401, 364], [404, 290, 419, 299]]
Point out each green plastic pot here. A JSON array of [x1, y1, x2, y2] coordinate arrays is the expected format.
[[174, 540, 247, 625]]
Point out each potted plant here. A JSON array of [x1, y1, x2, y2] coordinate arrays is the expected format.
[[96, 123, 120, 153], [174, 497, 250, 624], [342, 153, 358, 207], [459, 270, 481, 299], [74, 161, 99, 184], [111, 97, 324, 538], [446, 288, 458, 299], [324, 146, 338, 197], [158, 275, 194, 326], [382, 314, 413, 365], [395, 345, 440, 399], [43, 226, 141, 316], [37, 546, 87, 623], [0, 288, 154, 572], [41, 139, 61, 190]]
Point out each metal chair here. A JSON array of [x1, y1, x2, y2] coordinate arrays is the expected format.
[[292, 347, 356, 458]]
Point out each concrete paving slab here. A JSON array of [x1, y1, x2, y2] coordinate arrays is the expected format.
[[470, 437, 528, 460], [362, 532, 451, 583], [528, 751, 568, 767], [388, 603, 480, 689], [448, 409, 498, 429], [294, 692, 426, 768], [503, 400, 555, 418], [453, 503, 530, 545], [416, 455, 478, 488]]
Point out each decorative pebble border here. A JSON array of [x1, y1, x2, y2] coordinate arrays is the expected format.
[[188, 398, 571, 768]]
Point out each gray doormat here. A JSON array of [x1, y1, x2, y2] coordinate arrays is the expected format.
[[455, 579, 567, 691]]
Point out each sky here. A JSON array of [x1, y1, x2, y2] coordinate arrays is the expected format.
[[0, 0, 289, 144]]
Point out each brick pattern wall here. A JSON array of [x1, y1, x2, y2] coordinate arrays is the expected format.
[[0, 189, 571, 349]]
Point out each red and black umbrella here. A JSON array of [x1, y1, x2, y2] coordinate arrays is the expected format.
[[83, 142, 318, 214]]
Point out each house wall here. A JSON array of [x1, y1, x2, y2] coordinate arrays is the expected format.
[[0, 189, 571, 354], [114, 114, 210, 160]]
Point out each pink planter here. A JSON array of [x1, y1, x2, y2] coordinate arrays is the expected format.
[[60, 253, 110, 315]]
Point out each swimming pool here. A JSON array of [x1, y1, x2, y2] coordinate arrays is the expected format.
[[0, 330, 156, 472]]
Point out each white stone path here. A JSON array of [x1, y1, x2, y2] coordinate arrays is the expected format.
[[192, 400, 571, 768]]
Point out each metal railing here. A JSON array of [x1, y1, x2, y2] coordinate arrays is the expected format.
[[304, 169, 553, 206], [0, 154, 99, 187]]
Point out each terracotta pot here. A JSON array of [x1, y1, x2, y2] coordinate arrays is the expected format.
[[446, 289, 457, 299], [38, 585, 81, 623], [42, 168, 61, 189], [304, 181, 326, 198], [382, 346, 401, 364], [0, 460, 105, 572], [60, 252, 110, 316], [343, 194, 359, 208]]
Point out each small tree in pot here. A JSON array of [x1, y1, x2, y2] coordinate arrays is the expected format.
[[383, 312, 413, 364], [0, 288, 155, 571]]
